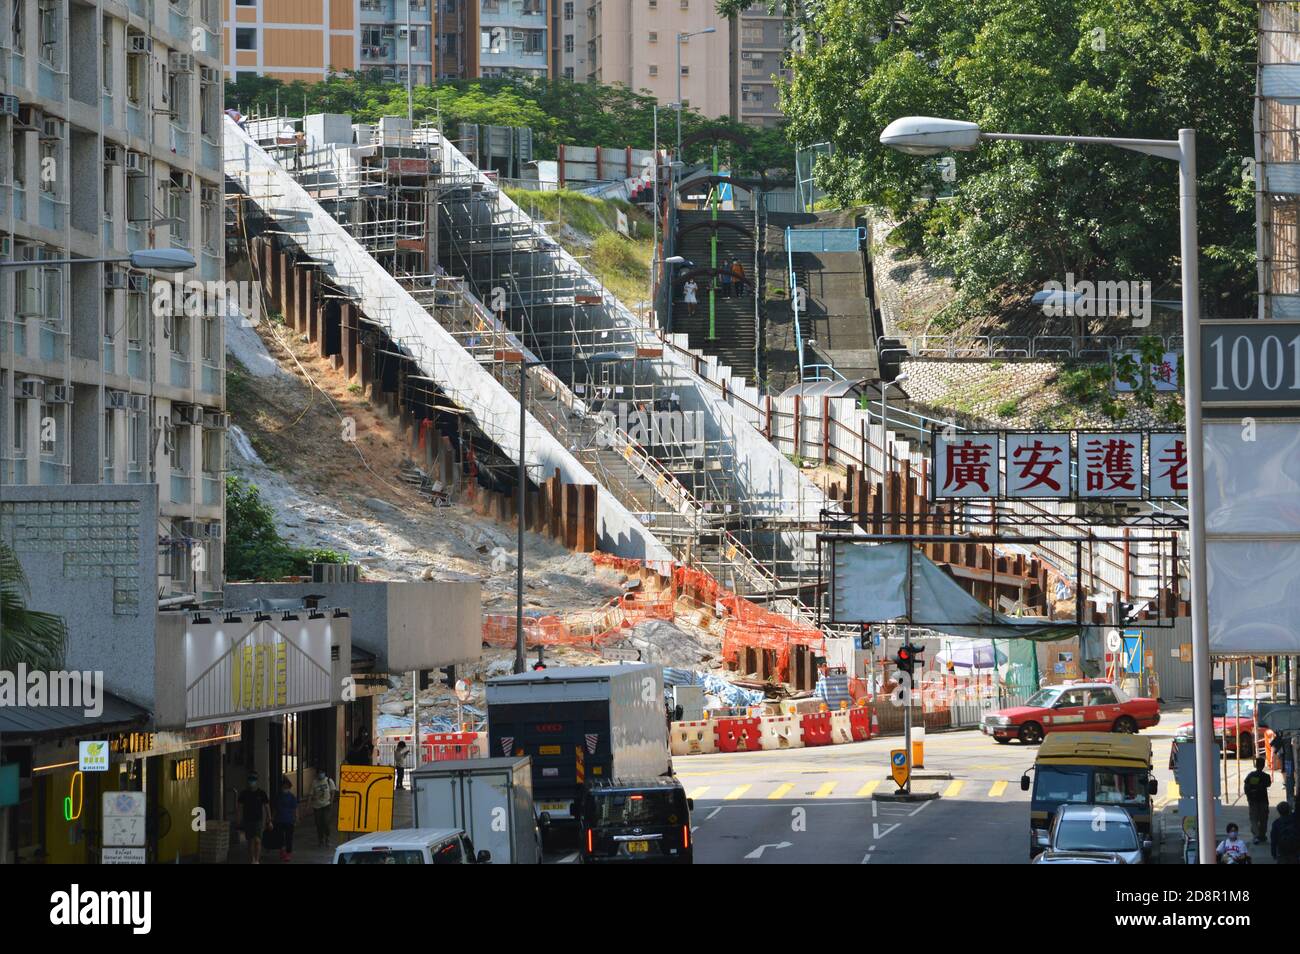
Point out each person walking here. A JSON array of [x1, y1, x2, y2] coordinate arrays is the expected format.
[[1271, 801, 1300, 864], [1244, 756, 1273, 844], [683, 278, 699, 318], [237, 773, 271, 865], [719, 261, 733, 299], [274, 776, 299, 863], [394, 740, 410, 791], [308, 768, 337, 848], [347, 730, 374, 766], [730, 259, 746, 298]]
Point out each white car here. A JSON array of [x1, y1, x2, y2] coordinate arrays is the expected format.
[[1032, 804, 1150, 865], [333, 828, 490, 865]]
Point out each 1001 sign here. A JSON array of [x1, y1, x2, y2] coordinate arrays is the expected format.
[[1201, 322, 1300, 404]]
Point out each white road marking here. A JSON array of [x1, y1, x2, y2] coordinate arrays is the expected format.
[[557, 852, 578, 864], [745, 841, 792, 859], [910, 800, 932, 817], [705, 806, 723, 821], [872, 822, 900, 840]]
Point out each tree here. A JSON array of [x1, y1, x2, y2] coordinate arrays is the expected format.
[[768, 0, 1256, 320], [224, 476, 347, 581], [0, 540, 67, 671]]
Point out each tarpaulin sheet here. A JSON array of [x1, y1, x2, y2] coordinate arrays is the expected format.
[[831, 542, 1076, 641]]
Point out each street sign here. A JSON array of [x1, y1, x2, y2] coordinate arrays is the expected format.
[[1105, 629, 1123, 653], [1201, 320, 1300, 406], [454, 679, 471, 703], [79, 741, 109, 772], [101, 847, 146, 865], [890, 749, 910, 788]]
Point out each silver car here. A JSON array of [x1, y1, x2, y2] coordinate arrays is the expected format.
[[1031, 804, 1150, 864]]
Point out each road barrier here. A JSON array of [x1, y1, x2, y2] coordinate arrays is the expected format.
[[849, 708, 874, 741], [829, 710, 854, 744], [670, 720, 717, 756], [800, 711, 834, 747], [759, 715, 803, 750], [715, 716, 763, 753]]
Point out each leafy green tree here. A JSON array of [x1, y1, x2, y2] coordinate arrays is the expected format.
[[224, 476, 347, 581], [761, 0, 1255, 319], [0, 540, 66, 671]]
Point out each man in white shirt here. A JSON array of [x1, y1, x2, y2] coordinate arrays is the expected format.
[[309, 768, 338, 848]]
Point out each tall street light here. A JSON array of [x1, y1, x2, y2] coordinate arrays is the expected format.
[[880, 371, 909, 471], [881, 115, 1213, 863], [676, 27, 716, 161], [0, 248, 198, 270]]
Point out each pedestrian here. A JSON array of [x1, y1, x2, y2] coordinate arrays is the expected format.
[[237, 772, 271, 865], [1271, 801, 1300, 864], [1244, 756, 1272, 844], [308, 768, 337, 848], [730, 259, 745, 297], [347, 730, 374, 766], [1216, 823, 1251, 864], [274, 776, 299, 863], [394, 740, 410, 791], [683, 278, 699, 318], [719, 261, 732, 298]]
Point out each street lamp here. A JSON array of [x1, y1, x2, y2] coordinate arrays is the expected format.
[[0, 248, 198, 270], [880, 371, 909, 470], [882, 115, 1214, 863], [676, 27, 716, 161]]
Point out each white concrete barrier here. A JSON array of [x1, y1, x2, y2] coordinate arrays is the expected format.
[[759, 715, 804, 751], [670, 720, 716, 756]]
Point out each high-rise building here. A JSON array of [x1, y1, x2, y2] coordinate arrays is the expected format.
[[585, 0, 731, 120], [0, 0, 228, 598], [732, 2, 789, 127], [224, 0, 553, 83]]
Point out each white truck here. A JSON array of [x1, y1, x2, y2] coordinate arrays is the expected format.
[[410, 756, 542, 864]]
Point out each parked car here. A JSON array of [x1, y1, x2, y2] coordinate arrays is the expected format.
[[1177, 694, 1272, 758], [332, 828, 490, 865], [981, 682, 1160, 745], [1032, 804, 1150, 864]]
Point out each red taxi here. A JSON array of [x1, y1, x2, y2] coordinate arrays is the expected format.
[[1176, 694, 1272, 758], [981, 682, 1160, 745]]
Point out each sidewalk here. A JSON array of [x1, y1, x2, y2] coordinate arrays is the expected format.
[[1158, 796, 1289, 865], [225, 787, 416, 865]]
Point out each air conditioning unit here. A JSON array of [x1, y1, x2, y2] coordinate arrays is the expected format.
[[201, 410, 229, 430], [129, 394, 150, 413], [40, 117, 64, 140], [172, 172, 193, 192], [169, 52, 194, 73], [172, 404, 204, 426], [47, 384, 73, 404], [125, 152, 148, 176], [18, 378, 44, 401], [199, 65, 218, 84], [104, 269, 128, 289], [128, 274, 150, 293], [128, 34, 152, 56], [179, 519, 202, 537], [199, 183, 219, 204], [15, 104, 41, 131], [104, 143, 123, 165], [0, 94, 18, 118], [106, 389, 130, 410], [741, 51, 752, 59]]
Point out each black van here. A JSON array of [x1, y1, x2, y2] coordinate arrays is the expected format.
[[577, 778, 694, 864]]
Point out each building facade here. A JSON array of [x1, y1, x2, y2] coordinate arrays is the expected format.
[[0, 0, 228, 599], [224, 0, 553, 83], [732, 2, 789, 127]]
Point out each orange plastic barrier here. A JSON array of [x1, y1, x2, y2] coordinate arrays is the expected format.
[[800, 711, 833, 747], [714, 717, 762, 753], [427, 732, 484, 761], [849, 707, 873, 741]]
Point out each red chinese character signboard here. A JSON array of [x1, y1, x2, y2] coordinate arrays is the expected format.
[[1079, 432, 1142, 498], [1005, 433, 1070, 498], [1148, 432, 1188, 498], [934, 433, 999, 498]]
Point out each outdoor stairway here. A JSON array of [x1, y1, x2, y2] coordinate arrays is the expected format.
[[671, 209, 761, 380]]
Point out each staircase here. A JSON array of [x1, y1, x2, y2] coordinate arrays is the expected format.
[[671, 209, 760, 380]]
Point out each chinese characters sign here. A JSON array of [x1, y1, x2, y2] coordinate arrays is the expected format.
[[930, 430, 1186, 500]]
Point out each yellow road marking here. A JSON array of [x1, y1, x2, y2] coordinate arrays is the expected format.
[[988, 781, 1008, 798], [724, 784, 751, 801], [856, 780, 881, 798], [812, 781, 837, 798], [687, 787, 710, 800], [768, 783, 795, 800], [943, 780, 965, 798]]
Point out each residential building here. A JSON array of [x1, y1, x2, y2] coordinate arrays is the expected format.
[[224, 0, 552, 83], [732, 2, 789, 127]]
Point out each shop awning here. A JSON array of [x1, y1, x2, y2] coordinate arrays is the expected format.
[[0, 690, 149, 741]]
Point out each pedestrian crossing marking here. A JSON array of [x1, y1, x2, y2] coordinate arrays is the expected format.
[[687, 787, 710, 800], [724, 784, 752, 800], [768, 783, 795, 800], [943, 780, 965, 798], [811, 781, 837, 798], [988, 781, 1007, 798], [857, 779, 881, 797]]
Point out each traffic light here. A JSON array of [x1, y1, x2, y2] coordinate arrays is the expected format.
[[440, 665, 456, 689], [895, 643, 925, 679]]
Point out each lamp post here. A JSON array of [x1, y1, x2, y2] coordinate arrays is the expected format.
[[880, 371, 909, 471], [675, 27, 716, 161], [0, 248, 198, 270], [881, 116, 1212, 863]]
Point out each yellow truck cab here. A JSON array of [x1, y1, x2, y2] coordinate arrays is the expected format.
[[1020, 732, 1157, 860]]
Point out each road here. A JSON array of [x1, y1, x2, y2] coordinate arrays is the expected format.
[[672, 714, 1189, 864]]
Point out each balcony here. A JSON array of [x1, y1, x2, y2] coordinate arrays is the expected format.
[[11, 51, 24, 88], [39, 193, 66, 231], [40, 324, 64, 362], [201, 360, 221, 395], [103, 337, 115, 374], [38, 62, 63, 101], [128, 344, 144, 379], [201, 474, 220, 506], [40, 458, 67, 485], [102, 93, 114, 128], [171, 123, 192, 159], [170, 473, 192, 504], [170, 353, 191, 388], [127, 103, 147, 138], [201, 136, 220, 172]]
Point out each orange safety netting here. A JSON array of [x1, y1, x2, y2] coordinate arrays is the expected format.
[[720, 593, 824, 683]]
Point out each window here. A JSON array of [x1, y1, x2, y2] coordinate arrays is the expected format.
[[127, 47, 145, 104], [103, 411, 115, 474], [11, 400, 26, 457], [202, 426, 221, 474], [102, 18, 112, 90], [127, 291, 145, 348], [39, 402, 57, 455], [442, 33, 457, 54], [38, 0, 58, 67], [524, 30, 544, 53], [1087, 688, 1118, 706], [235, 28, 256, 51], [563, 34, 573, 53], [11, 1, 22, 50], [679, 65, 689, 76], [648, 31, 657, 43], [648, 0, 656, 7], [236, 0, 257, 5], [679, 0, 688, 7], [38, 139, 57, 195], [1054, 689, 1087, 708], [128, 410, 143, 475], [563, 66, 573, 79], [647, 64, 657, 76], [563, 1, 573, 19], [431, 838, 463, 864], [169, 313, 189, 358], [103, 163, 113, 218]]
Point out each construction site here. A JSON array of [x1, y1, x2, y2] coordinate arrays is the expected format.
[[221, 110, 1194, 718]]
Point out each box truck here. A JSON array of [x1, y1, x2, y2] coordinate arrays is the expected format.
[[487, 664, 672, 831], [410, 756, 541, 864]]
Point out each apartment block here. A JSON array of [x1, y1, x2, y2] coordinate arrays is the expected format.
[[0, 0, 227, 601], [732, 2, 789, 127], [585, 0, 730, 119], [225, 0, 552, 83]]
